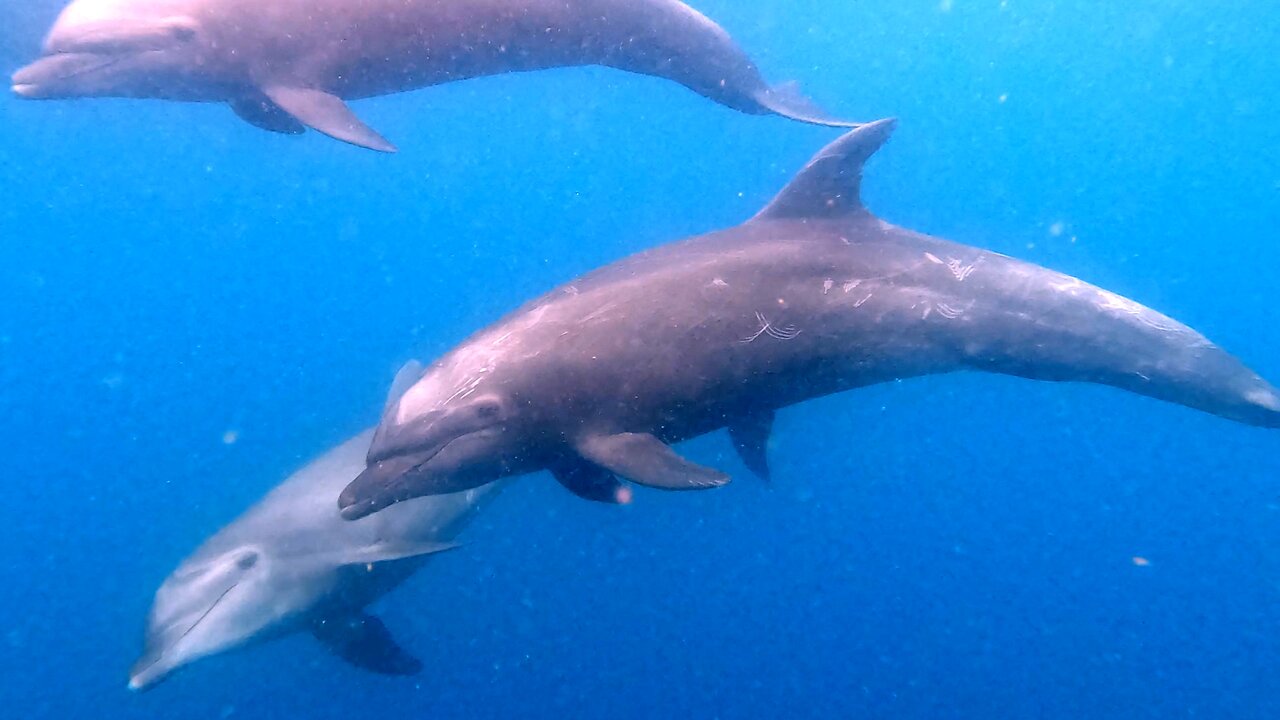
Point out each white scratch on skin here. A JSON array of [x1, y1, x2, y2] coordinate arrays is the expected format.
[[741, 311, 801, 343], [854, 293, 874, 308], [947, 257, 980, 281], [924, 252, 944, 264], [582, 302, 617, 323], [823, 279, 834, 295], [710, 277, 729, 288], [1096, 289, 1183, 332], [935, 302, 964, 319], [843, 280, 861, 293], [922, 306, 932, 319]]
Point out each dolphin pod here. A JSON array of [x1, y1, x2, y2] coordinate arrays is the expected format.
[[130, 423, 500, 690], [11, 0, 860, 152], [337, 120, 1280, 519]]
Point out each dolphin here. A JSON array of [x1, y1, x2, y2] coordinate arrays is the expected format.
[[11, 0, 859, 152], [130, 411, 500, 690], [337, 119, 1280, 519]]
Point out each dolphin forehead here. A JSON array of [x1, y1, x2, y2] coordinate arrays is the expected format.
[[393, 313, 549, 425], [53, 0, 193, 27], [44, 0, 199, 53]]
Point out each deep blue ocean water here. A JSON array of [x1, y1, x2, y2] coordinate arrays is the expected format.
[[2, 1, 1278, 717]]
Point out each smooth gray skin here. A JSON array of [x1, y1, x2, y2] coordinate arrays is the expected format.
[[130, 427, 500, 690], [339, 118, 1280, 519], [11, 0, 859, 152]]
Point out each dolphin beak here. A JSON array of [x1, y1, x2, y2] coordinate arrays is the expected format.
[[338, 454, 429, 520], [10, 53, 124, 99], [127, 651, 165, 692]]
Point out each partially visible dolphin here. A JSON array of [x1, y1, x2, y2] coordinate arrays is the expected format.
[[338, 119, 1280, 519], [130, 409, 500, 690], [11, 0, 860, 152]]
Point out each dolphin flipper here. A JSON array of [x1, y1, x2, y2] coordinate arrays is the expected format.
[[325, 540, 461, 568], [728, 411, 774, 482], [312, 612, 422, 676], [262, 86, 397, 153], [574, 433, 729, 491], [549, 458, 631, 504], [229, 95, 305, 135]]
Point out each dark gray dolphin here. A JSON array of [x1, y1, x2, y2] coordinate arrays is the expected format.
[[130, 410, 502, 690], [339, 119, 1280, 518], [11, 0, 859, 152]]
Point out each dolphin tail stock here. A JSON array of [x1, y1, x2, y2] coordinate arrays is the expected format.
[[957, 263, 1280, 431], [751, 81, 863, 128]]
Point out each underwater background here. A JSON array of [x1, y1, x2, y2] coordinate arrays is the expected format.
[[2, 0, 1278, 717]]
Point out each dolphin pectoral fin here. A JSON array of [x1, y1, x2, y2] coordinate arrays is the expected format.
[[574, 433, 730, 491], [261, 86, 398, 153], [728, 411, 775, 482], [549, 458, 632, 504], [229, 95, 305, 135], [751, 117, 897, 222], [312, 612, 422, 676], [330, 540, 462, 567], [753, 81, 861, 129]]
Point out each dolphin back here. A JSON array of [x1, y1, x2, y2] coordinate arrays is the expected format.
[[753, 120, 1280, 430]]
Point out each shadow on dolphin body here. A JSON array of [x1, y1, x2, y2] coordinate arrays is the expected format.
[[338, 118, 1280, 520], [129, 424, 500, 691], [11, 0, 861, 152]]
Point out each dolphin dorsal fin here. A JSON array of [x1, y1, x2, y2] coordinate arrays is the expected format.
[[751, 118, 897, 222], [384, 360, 424, 414]]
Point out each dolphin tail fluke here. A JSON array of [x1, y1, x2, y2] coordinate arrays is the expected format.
[[753, 81, 862, 128]]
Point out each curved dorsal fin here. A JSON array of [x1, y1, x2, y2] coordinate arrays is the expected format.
[[384, 360, 424, 414], [751, 118, 897, 222]]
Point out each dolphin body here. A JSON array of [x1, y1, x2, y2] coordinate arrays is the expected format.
[[338, 119, 1280, 519], [11, 0, 859, 152], [130, 422, 499, 690]]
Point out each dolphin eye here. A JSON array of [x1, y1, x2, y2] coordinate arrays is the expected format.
[[165, 18, 199, 42], [474, 401, 502, 420], [236, 552, 259, 570]]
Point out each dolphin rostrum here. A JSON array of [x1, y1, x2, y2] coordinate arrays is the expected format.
[[130, 411, 500, 690], [11, 0, 860, 152], [338, 119, 1280, 519]]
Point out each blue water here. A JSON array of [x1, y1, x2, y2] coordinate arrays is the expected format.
[[2, 1, 1278, 717]]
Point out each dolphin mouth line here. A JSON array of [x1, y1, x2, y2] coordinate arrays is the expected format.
[[342, 434, 470, 519], [12, 52, 125, 95], [130, 581, 239, 689], [176, 581, 239, 646]]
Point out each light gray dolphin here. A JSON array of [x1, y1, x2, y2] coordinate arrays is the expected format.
[[130, 407, 500, 690], [11, 0, 859, 152], [338, 119, 1280, 518]]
